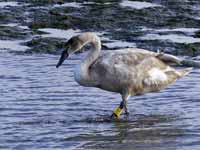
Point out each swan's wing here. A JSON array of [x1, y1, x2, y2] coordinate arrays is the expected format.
[[91, 48, 153, 76], [136, 57, 176, 92], [126, 48, 182, 65], [90, 48, 183, 94], [140, 57, 192, 92], [136, 56, 191, 93], [90, 49, 157, 90], [94, 48, 181, 67]]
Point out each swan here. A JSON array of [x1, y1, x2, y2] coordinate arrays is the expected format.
[[56, 32, 192, 118]]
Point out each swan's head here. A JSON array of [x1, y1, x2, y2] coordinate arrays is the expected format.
[[56, 32, 100, 68], [56, 35, 84, 68]]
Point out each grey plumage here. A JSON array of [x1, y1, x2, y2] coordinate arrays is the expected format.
[[57, 32, 192, 117]]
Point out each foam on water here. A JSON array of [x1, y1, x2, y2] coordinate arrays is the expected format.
[[0, 40, 29, 51], [104, 40, 136, 48], [120, 0, 162, 9], [0, 23, 29, 30], [54, 2, 83, 8], [38, 28, 81, 39], [140, 34, 200, 44], [155, 28, 200, 33], [142, 27, 200, 34], [0, 2, 19, 8], [95, 32, 136, 49]]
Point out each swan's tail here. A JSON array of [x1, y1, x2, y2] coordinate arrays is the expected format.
[[178, 67, 193, 77], [181, 59, 200, 68]]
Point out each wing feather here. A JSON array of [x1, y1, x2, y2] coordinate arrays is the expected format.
[[90, 48, 181, 94]]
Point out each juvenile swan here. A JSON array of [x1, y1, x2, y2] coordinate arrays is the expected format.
[[56, 32, 192, 118]]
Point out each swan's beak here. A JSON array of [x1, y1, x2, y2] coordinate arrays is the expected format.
[[56, 50, 69, 68]]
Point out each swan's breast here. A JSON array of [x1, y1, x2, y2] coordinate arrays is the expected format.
[[74, 64, 82, 84], [74, 64, 98, 87]]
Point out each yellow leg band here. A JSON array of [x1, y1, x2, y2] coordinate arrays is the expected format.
[[114, 108, 123, 117]]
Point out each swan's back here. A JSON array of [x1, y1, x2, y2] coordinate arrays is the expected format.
[[90, 48, 191, 95]]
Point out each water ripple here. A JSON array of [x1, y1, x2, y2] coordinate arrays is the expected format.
[[0, 52, 200, 149]]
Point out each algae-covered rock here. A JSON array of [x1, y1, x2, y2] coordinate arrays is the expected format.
[[0, 26, 30, 40], [194, 31, 200, 38], [181, 43, 200, 57], [25, 37, 65, 54], [1, 0, 200, 56]]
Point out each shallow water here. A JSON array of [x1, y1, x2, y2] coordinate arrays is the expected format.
[[1, 0, 200, 149], [0, 51, 200, 150]]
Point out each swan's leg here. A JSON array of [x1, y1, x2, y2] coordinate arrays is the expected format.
[[122, 94, 130, 116], [111, 93, 130, 118], [111, 101, 123, 118]]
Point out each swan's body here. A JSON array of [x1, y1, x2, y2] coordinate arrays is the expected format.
[[57, 32, 191, 118], [76, 49, 189, 95]]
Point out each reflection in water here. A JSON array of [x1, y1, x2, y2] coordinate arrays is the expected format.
[[68, 114, 184, 150]]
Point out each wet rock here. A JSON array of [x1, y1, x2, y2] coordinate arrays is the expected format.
[[194, 31, 200, 38], [18, 0, 64, 6], [181, 43, 200, 57], [25, 37, 65, 54], [0, 26, 30, 40], [1, 0, 200, 56]]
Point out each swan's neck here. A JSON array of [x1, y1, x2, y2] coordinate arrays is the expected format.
[[75, 33, 101, 86]]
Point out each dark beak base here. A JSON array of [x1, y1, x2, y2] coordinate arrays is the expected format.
[[56, 51, 69, 68]]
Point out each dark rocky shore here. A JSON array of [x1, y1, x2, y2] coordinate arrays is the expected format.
[[1, 0, 200, 56]]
